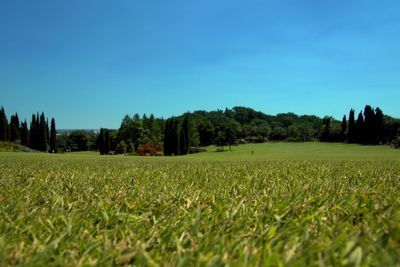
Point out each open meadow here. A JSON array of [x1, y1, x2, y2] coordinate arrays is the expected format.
[[1, 143, 400, 266]]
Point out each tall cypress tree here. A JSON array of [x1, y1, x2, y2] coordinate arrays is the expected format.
[[46, 118, 50, 147], [355, 111, 364, 144], [341, 115, 347, 141], [348, 109, 355, 143], [183, 117, 189, 153], [320, 116, 331, 142], [20, 120, 29, 146], [50, 118, 57, 153], [179, 117, 189, 155], [0, 106, 8, 141], [363, 105, 375, 144], [104, 129, 110, 155], [10, 113, 20, 142], [172, 118, 180, 156], [179, 127, 187, 155], [98, 128, 105, 155], [375, 107, 384, 144], [29, 114, 37, 149], [38, 112, 48, 151]]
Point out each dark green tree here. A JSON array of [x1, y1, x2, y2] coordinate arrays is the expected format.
[[179, 117, 189, 155], [20, 120, 29, 146], [341, 115, 347, 141], [97, 128, 112, 155], [163, 119, 172, 156], [172, 118, 180, 156], [0, 106, 9, 141], [29, 114, 38, 149], [38, 113, 48, 151], [98, 128, 106, 155], [9, 113, 20, 142], [50, 118, 56, 153], [179, 127, 187, 155], [375, 107, 384, 144], [132, 115, 144, 150], [197, 119, 214, 146], [117, 114, 144, 151], [320, 116, 331, 142], [348, 109, 355, 143], [214, 131, 226, 151], [116, 140, 127, 154], [363, 105, 375, 144], [224, 119, 241, 150], [188, 119, 200, 148], [104, 129, 110, 155], [355, 111, 364, 143]]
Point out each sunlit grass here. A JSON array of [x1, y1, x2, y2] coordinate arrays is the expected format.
[[0, 144, 399, 266]]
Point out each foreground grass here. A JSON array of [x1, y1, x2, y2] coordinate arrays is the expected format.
[[0, 146, 400, 266]]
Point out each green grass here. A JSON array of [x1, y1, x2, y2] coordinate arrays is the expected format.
[[188, 142, 400, 160], [0, 143, 399, 266]]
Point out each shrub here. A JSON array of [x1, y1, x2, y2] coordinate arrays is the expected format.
[[116, 141, 127, 154], [188, 147, 207, 154], [137, 144, 162, 156]]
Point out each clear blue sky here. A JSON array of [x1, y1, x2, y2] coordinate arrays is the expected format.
[[1, 0, 399, 129]]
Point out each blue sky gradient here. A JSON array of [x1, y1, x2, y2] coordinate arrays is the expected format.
[[1, 0, 399, 128]]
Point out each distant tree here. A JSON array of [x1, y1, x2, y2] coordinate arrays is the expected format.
[[348, 109, 355, 143], [297, 123, 314, 142], [363, 105, 375, 144], [68, 131, 88, 151], [214, 130, 226, 151], [320, 116, 331, 142], [224, 119, 241, 150], [287, 125, 300, 141], [163, 117, 180, 156], [116, 140, 127, 154], [172, 118, 180, 155], [20, 120, 29, 146], [179, 127, 187, 155], [375, 107, 384, 144], [117, 114, 144, 151], [355, 111, 364, 144], [127, 141, 135, 153], [271, 126, 287, 140], [188, 119, 200, 147], [163, 119, 172, 156], [104, 129, 110, 154], [29, 114, 36, 149], [46, 118, 50, 147], [49, 118, 56, 153], [341, 115, 347, 141], [132, 115, 144, 150], [179, 117, 189, 155], [197, 119, 214, 146], [38, 113, 48, 151], [0, 106, 9, 141], [9, 113, 20, 142], [142, 113, 160, 144], [98, 128, 106, 155]]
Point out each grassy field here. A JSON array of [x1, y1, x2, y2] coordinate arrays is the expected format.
[[0, 143, 399, 266], [190, 142, 400, 160]]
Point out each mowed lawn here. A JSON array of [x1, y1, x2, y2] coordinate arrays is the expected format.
[[0, 143, 399, 266], [188, 142, 400, 160]]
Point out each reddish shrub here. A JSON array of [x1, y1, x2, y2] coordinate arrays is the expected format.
[[137, 144, 162, 156]]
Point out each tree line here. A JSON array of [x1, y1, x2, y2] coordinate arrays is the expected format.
[[95, 105, 398, 155], [320, 105, 398, 145], [0, 106, 57, 152], [2, 104, 398, 155]]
